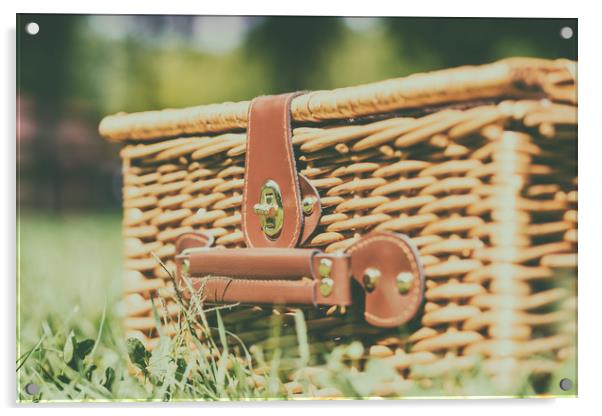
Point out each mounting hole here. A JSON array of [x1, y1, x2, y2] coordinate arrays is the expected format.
[[25, 22, 40, 36], [560, 26, 574, 40], [559, 378, 573, 391], [24, 382, 39, 395]]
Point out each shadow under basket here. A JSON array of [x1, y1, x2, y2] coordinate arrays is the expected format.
[[100, 57, 577, 397]]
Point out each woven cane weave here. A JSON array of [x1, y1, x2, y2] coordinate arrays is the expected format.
[[103, 58, 577, 395]]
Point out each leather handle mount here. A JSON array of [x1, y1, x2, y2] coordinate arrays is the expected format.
[[175, 231, 425, 328], [172, 93, 425, 328], [242, 92, 321, 248]]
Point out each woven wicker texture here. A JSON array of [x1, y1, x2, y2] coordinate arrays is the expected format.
[[106, 58, 577, 395], [100, 58, 576, 141]]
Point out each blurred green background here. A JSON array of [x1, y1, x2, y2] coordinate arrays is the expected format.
[[17, 15, 577, 212], [16, 15, 577, 396]]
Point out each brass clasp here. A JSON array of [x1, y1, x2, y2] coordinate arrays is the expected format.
[[253, 179, 284, 239]]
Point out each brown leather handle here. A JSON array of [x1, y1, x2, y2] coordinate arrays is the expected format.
[[187, 277, 319, 306], [175, 232, 352, 306], [174, 232, 424, 327], [243, 93, 306, 248], [242, 93, 322, 249], [181, 247, 319, 280]]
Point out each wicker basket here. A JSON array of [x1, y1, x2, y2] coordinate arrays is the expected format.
[[100, 57, 577, 395]]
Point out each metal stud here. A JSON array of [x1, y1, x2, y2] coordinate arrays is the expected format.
[[363, 268, 380, 293], [318, 258, 333, 279], [319, 277, 334, 297], [396, 272, 414, 295], [302, 196, 316, 215], [317, 258, 334, 297]]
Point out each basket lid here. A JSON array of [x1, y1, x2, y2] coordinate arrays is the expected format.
[[99, 57, 576, 143]]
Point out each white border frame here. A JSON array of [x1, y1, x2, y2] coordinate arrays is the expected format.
[[4, 1, 599, 414]]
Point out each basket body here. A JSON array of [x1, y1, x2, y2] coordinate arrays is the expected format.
[[104, 58, 577, 394]]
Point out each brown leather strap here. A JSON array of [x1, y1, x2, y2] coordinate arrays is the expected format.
[[174, 231, 425, 327], [176, 240, 352, 306], [175, 232, 214, 254], [185, 257, 352, 306], [189, 278, 317, 305], [348, 232, 425, 327], [186, 248, 318, 280], [298, 175, 322, 245], [242, 93, 305, 248]]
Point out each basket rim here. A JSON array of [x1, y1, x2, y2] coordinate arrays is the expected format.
[[99, 57, 576, 143]]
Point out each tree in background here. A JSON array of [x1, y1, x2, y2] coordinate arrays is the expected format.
[[385, 17, 576, 70], [244, 16, 344, 92], [18, 14, 77, 211], [17, 15, 577, 212]]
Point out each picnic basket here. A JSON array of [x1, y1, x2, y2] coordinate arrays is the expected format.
[[99, 57, 577, 396]]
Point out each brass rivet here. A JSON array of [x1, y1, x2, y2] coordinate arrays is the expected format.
[[318, 258, 332, 279], [302, 196, 316, 215], [319, 277, 334, 297], [363, 268, 380, 293], [396, 272, 414, 295], [182, 258, 190, 276]]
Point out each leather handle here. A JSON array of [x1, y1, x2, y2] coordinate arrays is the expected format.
[[181, 247, 319, 280], [242, 93, 303, 248], [187, 277, 319, 306], [174, 232, 424, 327], [242, 93, 321, 248], [175, 233, 352, 306]]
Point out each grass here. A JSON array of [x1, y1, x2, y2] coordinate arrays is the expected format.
[[16, 212, 577, 402], [17, 212, 316, 401]]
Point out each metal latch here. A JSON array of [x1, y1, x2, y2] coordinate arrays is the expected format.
[[253, 179, 284, 239]]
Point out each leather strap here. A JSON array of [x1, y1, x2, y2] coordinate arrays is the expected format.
[[242, 93, 308, 248], [298, 175, 321, 245], [175, 231, 424, 327], [175, 232, 214, 254], [186, 253, 352, 307], [176, 238, 351, 306], [187, 248, 318, 280], [348, 232, 425, 327], [189, 278, 317, 305]]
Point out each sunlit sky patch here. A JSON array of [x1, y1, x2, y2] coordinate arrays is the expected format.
[[87, 15, 262, 55], [343, 17, 382, 32]]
